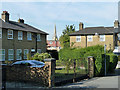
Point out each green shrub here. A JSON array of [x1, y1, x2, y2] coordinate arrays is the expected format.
[[32, 53, 52, 62], [107, 53, 118, 73], [59, 45, 118, 76]]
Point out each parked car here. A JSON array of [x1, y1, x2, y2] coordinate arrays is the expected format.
[[11, 60, 45, 68]]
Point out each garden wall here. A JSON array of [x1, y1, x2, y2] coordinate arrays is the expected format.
[[4, 65, 49, 86]]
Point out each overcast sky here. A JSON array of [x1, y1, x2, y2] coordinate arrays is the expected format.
[[1, 1, 118, 40]]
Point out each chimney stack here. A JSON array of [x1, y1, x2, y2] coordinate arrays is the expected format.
[[18, 18, 24, 23], [1, 11, 9, 22], [79, 22, 84, 30], [114, 20, 119, 28]]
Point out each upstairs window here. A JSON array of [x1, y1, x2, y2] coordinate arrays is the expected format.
[[27, 32, 32, 40], [0, 28, 2, 38], [37, 34, 41, 41], [8, 30, 13, 39], [100, 35, 105, 41], [0, 49, 5, 61], [76, 36, 81, 42], [87, 35, 93, 42], [18, 31, 23, 40], [8, 49, 14, 61]]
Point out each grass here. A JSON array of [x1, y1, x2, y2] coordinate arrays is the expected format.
[[55, 68, 88, 83]]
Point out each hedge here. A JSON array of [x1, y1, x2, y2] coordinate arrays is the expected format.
[[107, 53, 118, 73], [59, 45, 118, 76]]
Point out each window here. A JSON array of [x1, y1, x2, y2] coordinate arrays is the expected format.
[[37, 49, 41, 53], [76, 36, 81, 42], [8, 30, 13, 39], [100, 35, 105, 41], [18, 31, 23, 40], [24, 49, 29, 59], [50, 41, 53, 44], [118, 33, 120, 40], [16, 49, 22, 60], [87, 35, 93, 42], [8, 49, 14, 60], [37, 34, 41, 41], [0, 28, 2, 38], [0, 49, 5, 61], [27, 32, 32, 40]]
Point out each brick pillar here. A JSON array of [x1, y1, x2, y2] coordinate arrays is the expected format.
[[44, 58, 56, 87], [88, 56, 95, 78]]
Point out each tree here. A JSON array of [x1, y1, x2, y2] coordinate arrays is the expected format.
[[59, 25, 75, 48]]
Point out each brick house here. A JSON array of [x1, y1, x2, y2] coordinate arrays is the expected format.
[[70, 20, 120, 50], [0, 11, 48, 62]]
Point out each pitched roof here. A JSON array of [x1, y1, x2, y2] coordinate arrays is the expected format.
[[69, 26, 116, 36], [0, 19, 48, 35]]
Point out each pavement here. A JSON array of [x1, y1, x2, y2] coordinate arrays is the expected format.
[[56, 69, 120, 89]]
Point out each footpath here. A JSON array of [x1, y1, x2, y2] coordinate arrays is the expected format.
[[57, 69, 120, 89]]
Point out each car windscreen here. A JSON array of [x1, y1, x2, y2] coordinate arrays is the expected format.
[[31, 61, 44, 65]]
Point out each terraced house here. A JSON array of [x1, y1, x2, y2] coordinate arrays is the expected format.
[[0, 11, 48, 62], [70, 20, 120, 50]]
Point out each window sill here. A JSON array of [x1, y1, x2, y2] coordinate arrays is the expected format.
[[8, 38, 13, 40]]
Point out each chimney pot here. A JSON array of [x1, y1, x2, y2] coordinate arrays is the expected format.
[[79, 22, 84, 30], [1, 11, 9, 22], [18, 18, 24, 23], [114, 20, 119, 28]]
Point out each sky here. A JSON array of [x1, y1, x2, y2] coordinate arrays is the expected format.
[[0, 1, 118, 40]]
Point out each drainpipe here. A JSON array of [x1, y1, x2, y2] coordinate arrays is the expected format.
[[35, 33, 37, 53], [86, 35, 87, 47]]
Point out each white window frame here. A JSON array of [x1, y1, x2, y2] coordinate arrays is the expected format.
[[37, 49, 41, 53], [76, 36, 81, 42], [16, 49, 22, 60], [18, 31, 23, 40], [37, 34, 41, 41], [87, 35, 93, 42], [8, 49, 14, 61], [8, 30, 13, 39], [27, 32, 32, 40], [24, 49, 29, 59], [0, 49, 5, 61], [0, 28, 2, 38], [100, 35, 105, 41]]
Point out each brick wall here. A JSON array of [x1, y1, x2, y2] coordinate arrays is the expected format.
[[5, 65, 49, 86], [70, 35, 114, 50], [2, 28, 47, 61]]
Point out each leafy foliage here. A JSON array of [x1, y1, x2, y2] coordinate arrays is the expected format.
[[27, 53, 52, 62], [59, 25, 75, 48], [107, 53, 118, 72], [59, 45, 118, 76]]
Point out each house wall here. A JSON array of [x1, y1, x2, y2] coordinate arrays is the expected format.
[[2, 28, 47, 61], [70, 35, 114, 50]]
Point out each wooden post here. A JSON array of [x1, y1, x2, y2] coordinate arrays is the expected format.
[[44, 58, 56, 88], [73, 59, 76, 83]]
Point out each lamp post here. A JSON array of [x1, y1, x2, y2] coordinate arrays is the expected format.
[[104, 44, 107, 76]]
